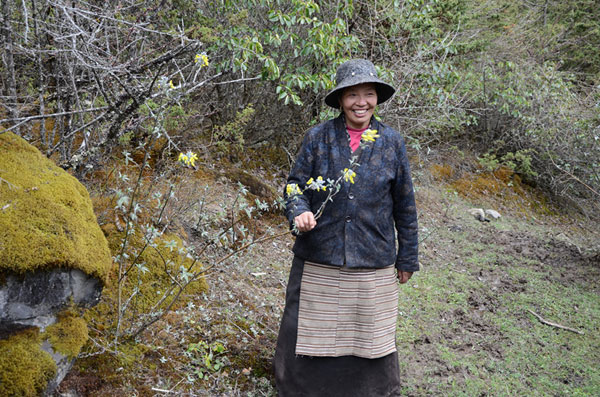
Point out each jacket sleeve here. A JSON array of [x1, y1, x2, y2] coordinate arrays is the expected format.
[[284, 131, 315, 230], [392, 137, 419, 272]]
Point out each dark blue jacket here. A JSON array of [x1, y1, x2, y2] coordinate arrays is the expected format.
[[284, 115, 419, 272]]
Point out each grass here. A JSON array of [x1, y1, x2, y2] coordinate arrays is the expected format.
[[58, 158, 599, 396], [396, 195, 600, 396]]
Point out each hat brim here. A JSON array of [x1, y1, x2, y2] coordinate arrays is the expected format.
[[324, 76, 395, 108]]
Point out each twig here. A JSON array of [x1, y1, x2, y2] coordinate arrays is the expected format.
[[0, 176, 17, 190], [213, 75, 261, 85], [418, 224, 439, 245], [151, 387, 175, 394], [228, 320, 255, 340], [546, 148, 600, 198], [0, 106, 109, 123], [214, 229, 291, 267], [527, 309, 584, 335]]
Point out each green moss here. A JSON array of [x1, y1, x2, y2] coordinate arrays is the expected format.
[[450, 167, 558, 217], [224, 167, 277, 203], [44, 311, 89, 359], [0, 132, 112, 280], [107, 231, 209, 312], [86, 228, 208, 335], [115, 342, 152, 368], [0, 328, 57, 396], [429, 163, 454, 181]]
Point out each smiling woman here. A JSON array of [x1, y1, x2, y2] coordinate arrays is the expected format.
[[275, 59, 419, 396]]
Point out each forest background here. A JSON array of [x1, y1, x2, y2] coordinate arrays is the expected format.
[[1, 0, 599, 395]]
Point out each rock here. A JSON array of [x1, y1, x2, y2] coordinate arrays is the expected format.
[[0, 312, 89, 396], [0, 328, 56, 397], [0, 132, 112, 395], [41, 339, 75, 396], [42, 313, 89, 396], [0, 132, 111, 279], [0, 269, 102, 336], [485, 209, 501, 219], [468, 208, 490, 222]]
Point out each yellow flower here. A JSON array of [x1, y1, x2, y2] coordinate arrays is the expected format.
[[286, 183, 302, 196], [361, 129, 380, 143], [178, 151, 198, 167], [188, 152, 198, 167], [169, 80, 176, 89], [316, 176, 326, 191], [195, 53, 209, 67], [343, 168, 356, 184], [305, 176, 328, 192]]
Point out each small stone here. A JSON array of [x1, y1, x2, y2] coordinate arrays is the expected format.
[[468, 208, 489, 222], [485, 209, 501, 219]]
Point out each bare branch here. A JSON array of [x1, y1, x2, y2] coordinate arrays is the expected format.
[[527, 309, 584, 335]]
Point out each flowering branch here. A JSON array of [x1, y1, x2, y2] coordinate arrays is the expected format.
[[285, 129, 379, 232]]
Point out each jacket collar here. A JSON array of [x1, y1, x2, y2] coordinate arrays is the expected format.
[[333, 113, 380, 177]]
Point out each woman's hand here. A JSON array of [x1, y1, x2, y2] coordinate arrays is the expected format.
[[397, 270, 413, 284], [294, 211, 316, 233]]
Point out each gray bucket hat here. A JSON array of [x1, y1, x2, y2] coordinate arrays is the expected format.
[[324, 59, 395, 108]]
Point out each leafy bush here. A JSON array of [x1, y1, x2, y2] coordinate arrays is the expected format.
[[468, 60, 599, 208]]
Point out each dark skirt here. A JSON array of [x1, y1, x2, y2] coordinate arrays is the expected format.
[[273, 256, 402, 397]]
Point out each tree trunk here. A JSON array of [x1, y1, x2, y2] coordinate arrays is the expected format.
[[1, 0, 18, 125]]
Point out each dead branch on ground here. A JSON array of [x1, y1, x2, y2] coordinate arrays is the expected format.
[[527, 309, 584, 335]]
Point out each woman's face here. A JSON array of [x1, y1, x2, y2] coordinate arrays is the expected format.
[[339, 83, 378, 130]]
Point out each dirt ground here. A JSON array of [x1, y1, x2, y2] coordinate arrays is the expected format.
[[396, 174, 600, 395], [406, 212, 600, 388], [56, 157, 600, 396]]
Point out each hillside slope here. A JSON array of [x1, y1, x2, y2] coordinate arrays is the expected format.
[[57, 152, 600, 396]]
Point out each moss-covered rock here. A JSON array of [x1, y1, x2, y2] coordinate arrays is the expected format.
[[0, 328, 57, 396], [0, 132, 112, 280], [44, 311, 89, 360]]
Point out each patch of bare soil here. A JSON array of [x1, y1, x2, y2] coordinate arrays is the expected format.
[[484, 227, 600, 291]]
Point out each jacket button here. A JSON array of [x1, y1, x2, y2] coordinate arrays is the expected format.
[[348, 193, 355, 200], [345, 216, 351, 223]]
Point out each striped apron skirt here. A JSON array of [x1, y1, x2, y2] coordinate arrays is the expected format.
[[273, 256, 402, 397]]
